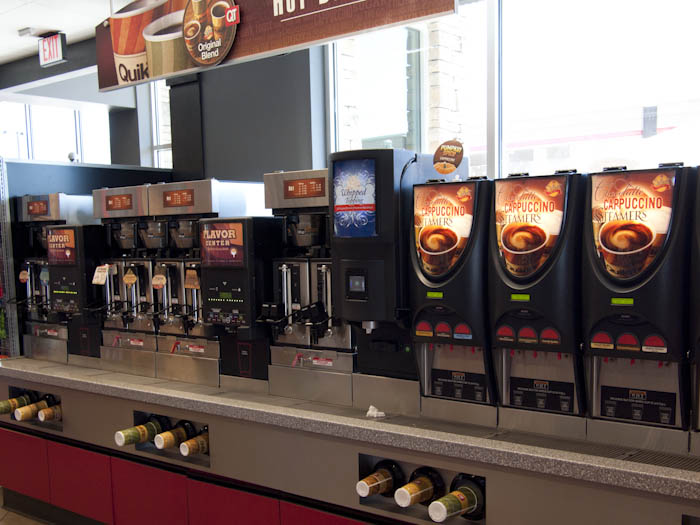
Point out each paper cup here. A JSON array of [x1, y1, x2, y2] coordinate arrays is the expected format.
[[210, 1, 229, 42], [110, 0, 169, 85], [144, 10, 192, 77]]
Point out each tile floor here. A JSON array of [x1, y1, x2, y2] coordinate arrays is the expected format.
[[0, 509, 46, 524]]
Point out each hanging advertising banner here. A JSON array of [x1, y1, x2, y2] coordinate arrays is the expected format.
[[97, 0, 457, 91]]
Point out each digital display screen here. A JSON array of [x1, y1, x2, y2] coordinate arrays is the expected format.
[[163, 189, 195, 208], [348, 275, 366, 293], [220, 292, 233, 299], [106, 194, 133, 211], [333, 159, 377, 238], [28, 200, 49, 216], [284, 178, 326, 199]]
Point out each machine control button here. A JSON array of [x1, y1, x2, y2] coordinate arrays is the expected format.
[[590, 331, 614, 350], [517, 327, 538, 344], [415, 321, 433, 337], [616, 333, 640, 352], [642, 335, 668, 354], [540, 327, 561, 345], [435, 322, 451, 337], [453, 323, 472, 340], [496, 325, 515, 343]]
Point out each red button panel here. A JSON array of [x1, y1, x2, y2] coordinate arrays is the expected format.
[[415, 321, 433, 337], [496, 325, 515, 343], [540, 327, 561, 345], [616, 333, 640, 352], [590, 331, 614, 350], [435, 322, 451, 337], [517, 326, 538, 344], [642, 334, 668, 354], [453, 323, 472, 340]]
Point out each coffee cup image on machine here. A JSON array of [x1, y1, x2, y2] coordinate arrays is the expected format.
[[488, 171, 587, 418], [410, 177, 498, 407], [582, 164, 697, 430]]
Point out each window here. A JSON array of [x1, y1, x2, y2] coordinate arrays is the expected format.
[[331, 1, 488, 177], [501, 0, 700, 175], [151, 80, 173, 169], [0, 101, 111, 164]]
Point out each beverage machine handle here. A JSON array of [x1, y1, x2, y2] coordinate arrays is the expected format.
[[320, 265, 332, 329], [281, 264, 293, 325]]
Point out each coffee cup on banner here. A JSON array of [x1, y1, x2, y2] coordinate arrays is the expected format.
[[143, 10, 193, 77], [210, 1, 229, 42], [109, 0, 169, 85]]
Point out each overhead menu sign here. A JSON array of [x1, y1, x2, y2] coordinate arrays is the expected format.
[[97, 0, 456, 91]]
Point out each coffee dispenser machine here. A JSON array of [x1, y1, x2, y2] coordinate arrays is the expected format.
[[93, 185, 159, 376], [261, 170, 355, 405], [411, 178, 497, 426], [148, 180, 267, 386], [330, 149, 433, 413], [46, 224, 106, 365], [489, 171, 586, 439], [200, 217, 283, 386], [14, 193, 96, 363], [583, 165, 695, 452]]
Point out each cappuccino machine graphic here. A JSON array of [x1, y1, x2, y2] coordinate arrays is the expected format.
[[489, 172, 586, 435], [261, 170, 356, 405], [583, 165, 696, 435], [411, 178, 497, 424], [13, 193, 98, 363], [200, 217, 283, 382], [330, 149, 430, 382]]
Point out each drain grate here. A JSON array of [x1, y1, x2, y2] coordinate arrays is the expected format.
[[624, 451, 700, 473], [491, 431, 632, 459]]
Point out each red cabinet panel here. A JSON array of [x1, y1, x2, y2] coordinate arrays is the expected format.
[[47, 441, 114, 524], [0, 427, 50, 502], [188, 478, 280, 525], [111, 457, 187, 525], [280, 502, 366, 525]]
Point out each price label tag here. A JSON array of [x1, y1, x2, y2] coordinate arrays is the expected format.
[[152, 274, 167, 290], [184, 269, 200, 290], [18, 270, 29, 284], [123, 269, 137, 287], [92, 265, 110, 285]]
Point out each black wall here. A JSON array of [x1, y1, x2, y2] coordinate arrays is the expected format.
[[6, 161, 172, 198]]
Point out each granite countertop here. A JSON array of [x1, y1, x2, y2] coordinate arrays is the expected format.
[[1, 357, 700, 501]]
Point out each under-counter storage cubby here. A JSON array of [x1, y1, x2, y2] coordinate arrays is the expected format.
[[114, 410, 210, 467], [6, 386, 62, 431], [357, 454, 485, 524]]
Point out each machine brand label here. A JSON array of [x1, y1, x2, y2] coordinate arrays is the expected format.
[[163, 189, 195, 208], [494, 176, 566, 278], [431, 369, 487, 403], [591, 170, 674, 280], [201, 222, 244, 266], [414, 182, 475, 278], [509, 376, 574, 413], [92, 265, 110, 285], [106, 194, 133, 211], [284, 177, 326, 200], [333, 159, 376, 238], [27, 200, 49, 216], [601, 385, 676, 426], [47, 229, 76, 265]]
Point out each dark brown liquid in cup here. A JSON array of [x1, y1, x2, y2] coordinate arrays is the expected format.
[[601, 221, 652, 252], [421, 227, 457, 253], [212, 5, 226, 17], [503, 224, 546, 252], [154, 24, 181, 36]]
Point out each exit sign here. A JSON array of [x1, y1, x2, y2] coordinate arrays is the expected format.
[[38, 33, 67, 68]]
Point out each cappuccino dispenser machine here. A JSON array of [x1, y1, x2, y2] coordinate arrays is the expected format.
[[148, 180, 267, 386], [200, 216, 283, 386], [411, 177, 497, 426], [93, 184, 158, 376], [14, 193, 96, 363], [488, 171, 586, 438], [330, 149, 431, 412], [583, 165, 695, 452], [262, 170, 355, 405]]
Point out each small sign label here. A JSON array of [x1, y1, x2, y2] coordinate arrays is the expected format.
[[152, 274, 167, 290], [106, 194, 133, 211], [27, 200, 49, 216], [39, 33, 67, 68], [185, 269, 201, 290], [129, 338, 144, 347], [312, 357, 334, 367], [284, 177, 326, 199], [433, 140, 464, 175], [123, 269, 138, 287], [47, 228, 76, 265], [18, 270, 29, 284], [187, 345, 205, 354], [92, 265, 110, 285], [163, 189, 195, 208]]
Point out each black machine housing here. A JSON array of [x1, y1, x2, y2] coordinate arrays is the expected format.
[[582, 165, 696, 430], [488, 171, 586, 416], [410, 178, 496, 404]]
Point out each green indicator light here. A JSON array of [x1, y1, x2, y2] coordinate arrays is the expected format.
[[611, 297, 634, 306], [511, 293, 530, 302], [426, 291, 443, 299], [404, 346, 411, 353]]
